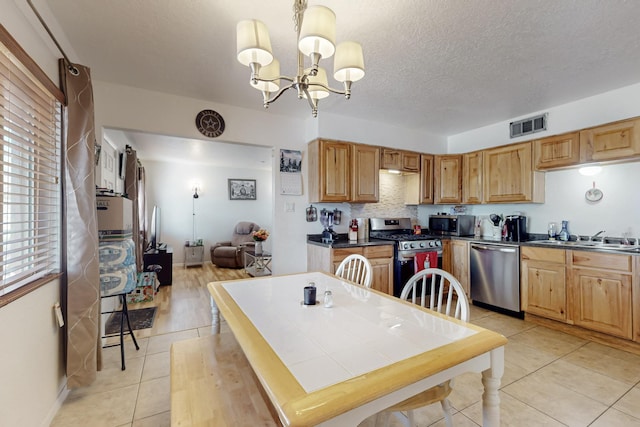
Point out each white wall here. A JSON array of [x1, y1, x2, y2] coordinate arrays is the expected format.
[[317, 112, 448, 153], [448, 82, 640, 153], [144, 160, 273, 262], [92, 81, 309, 274], [418, 161, 640, 238], [0, 280, 66, 427], [91, 81, 453, 274], [1, 1, 69, 425], [437, 82, 640, 238]]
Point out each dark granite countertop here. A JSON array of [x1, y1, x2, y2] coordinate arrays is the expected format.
[[307, 234, 395, 249], [449, 235, 640, 255]]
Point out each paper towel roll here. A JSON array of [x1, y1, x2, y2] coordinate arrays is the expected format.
[[356, 218, 369, 240]]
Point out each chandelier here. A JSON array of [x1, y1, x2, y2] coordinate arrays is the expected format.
[[236, 0, 365, 117]]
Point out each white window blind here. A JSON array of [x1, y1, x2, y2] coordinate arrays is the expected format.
[[0, 36, 61, 301]]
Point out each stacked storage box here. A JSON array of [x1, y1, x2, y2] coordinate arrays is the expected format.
[[97, 196, 138, 297], [99, 239, 137, 296]]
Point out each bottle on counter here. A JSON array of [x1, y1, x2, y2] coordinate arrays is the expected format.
[[558, 220, 570, 241], [349, 219, 358, 242]]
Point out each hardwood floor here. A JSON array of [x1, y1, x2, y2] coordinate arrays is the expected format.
[[130, 263, 250, 338]]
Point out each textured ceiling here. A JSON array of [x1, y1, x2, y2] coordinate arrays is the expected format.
[[46, 0, 640, 145]]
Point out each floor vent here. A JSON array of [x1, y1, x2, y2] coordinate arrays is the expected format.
[[510, 113, 547, 138]]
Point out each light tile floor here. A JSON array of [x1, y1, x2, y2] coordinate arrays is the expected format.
[[51, 277, 640, 427]]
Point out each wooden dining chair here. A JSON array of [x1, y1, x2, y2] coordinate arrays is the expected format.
[[335, 254, 373, 288], [383, 268, 469, 427]]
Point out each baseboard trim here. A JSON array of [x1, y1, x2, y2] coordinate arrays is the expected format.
[[41, 382, 69, 427], [525, 313, 640, 356]]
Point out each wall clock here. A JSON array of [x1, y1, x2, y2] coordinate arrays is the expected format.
[[195, 109, 225, 138]]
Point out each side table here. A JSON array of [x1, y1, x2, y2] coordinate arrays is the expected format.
[[244, 249, 272, 277], [184, 245, 204, 268]]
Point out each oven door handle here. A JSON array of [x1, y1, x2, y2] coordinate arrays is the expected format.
[[471, 244, 517, 253]]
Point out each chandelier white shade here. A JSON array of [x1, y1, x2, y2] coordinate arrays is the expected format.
[[298, 6, 336, 60], [236, 20, 273, 67], [236, 0, 365, 117], [334, 41, 365, 83]]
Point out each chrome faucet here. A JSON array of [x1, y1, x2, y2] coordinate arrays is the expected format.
[[589, 230, 605, 241]]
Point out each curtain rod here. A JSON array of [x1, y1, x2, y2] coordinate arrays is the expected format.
[[26, 0, 79, 75]]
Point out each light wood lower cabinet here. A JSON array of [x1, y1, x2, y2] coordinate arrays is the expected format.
[[449, 239, 469, 296], [307, 244, 394, 295], [521, 247, 636, 341], [569, 251, 633, 340], [521, 247, 567, 321]]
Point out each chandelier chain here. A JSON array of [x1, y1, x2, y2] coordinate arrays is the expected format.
[[293, 0, 307, 33]]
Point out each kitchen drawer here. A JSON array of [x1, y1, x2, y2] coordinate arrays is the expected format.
[[571, 251, 632, 272], [363, 245, 393, 259], [521, 246, 566, 263], [331, 247, 363, 261]]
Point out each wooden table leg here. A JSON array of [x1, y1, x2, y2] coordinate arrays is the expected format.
[[481, 346, 504, 426], [210, 295, 220, 334]]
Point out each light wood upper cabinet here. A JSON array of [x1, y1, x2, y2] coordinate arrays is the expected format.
[[569, 251, 633, 339], [381, 149, 420, 172], [404, 154, 434, 205], [308, 139, 351, 202], [521, 247, 567, 321], [402, 151, 420, 172], [419, 154, 434, 204], [483, 142, 544, 203], [352, 144, 379, 202], [534, 131, 581, 170], [462, 151, 483, 204], [580, 117, 640, 162], [434, 155, 462, 204], [381, 149, 402, 170]]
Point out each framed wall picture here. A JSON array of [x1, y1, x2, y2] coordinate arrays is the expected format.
[[228, 179, 256, 200]]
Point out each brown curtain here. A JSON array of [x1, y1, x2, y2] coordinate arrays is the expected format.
[[125, 147, 143, 272], [138, 164, 147, 253], [60, 60, 101, 387]]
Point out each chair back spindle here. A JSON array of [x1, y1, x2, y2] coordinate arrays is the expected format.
[[335, 254, 373, 288]]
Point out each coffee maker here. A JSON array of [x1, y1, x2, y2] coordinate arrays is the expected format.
[[504, 215, 527, 242]]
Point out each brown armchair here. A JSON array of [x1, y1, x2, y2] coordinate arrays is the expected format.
[[211, 221, 260, 268]]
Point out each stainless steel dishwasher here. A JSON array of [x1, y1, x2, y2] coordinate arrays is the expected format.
[[469, 242, 522, 317]]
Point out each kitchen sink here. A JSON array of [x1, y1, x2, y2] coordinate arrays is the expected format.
[[530, 240, 640, 251]]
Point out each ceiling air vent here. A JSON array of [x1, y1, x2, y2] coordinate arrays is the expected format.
[[510, 113, 547, 138]]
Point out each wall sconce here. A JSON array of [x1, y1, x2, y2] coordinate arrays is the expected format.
[[191, 181, 202, 199]]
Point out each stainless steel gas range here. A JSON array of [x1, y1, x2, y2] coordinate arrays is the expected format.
[[369, 218, 443, 296]]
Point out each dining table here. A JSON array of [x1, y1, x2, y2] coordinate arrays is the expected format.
[[207, 271, 507, 427]]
